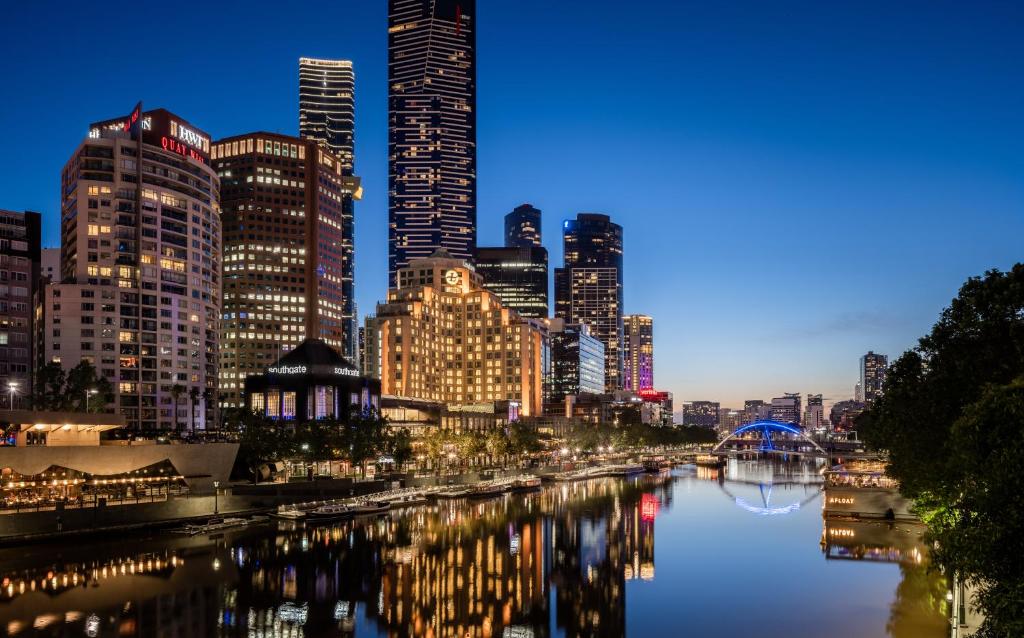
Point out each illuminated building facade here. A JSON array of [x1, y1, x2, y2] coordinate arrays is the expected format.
[[388, 0, 477, 286], [770, 392, 802, 425], [554, 213, 624, 391], [474, 246, 548, 318], [298, 57, 355, 167], [212, 132, 360, 408], [682, 400, 719, 429], [547, 319, 605, 414], [622, 314, 653, 392], [505, 203, 542, 247], [40, 107, 221, 430], [859, 350, 888, 403], [742, 399, 770, 424], [364, 251, 546, 416], [803, 393, 825, 429], [0, 209, 39, 406]]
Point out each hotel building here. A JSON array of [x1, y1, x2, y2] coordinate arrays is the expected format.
[[211, 133, 361, 408], [623, 314, 653, 392], [0, 210, 40, 406], [38, 107, 221, 430], [388, 0, 477, 286], [364, 251, 546, 416], [555, 213, 624, 391]]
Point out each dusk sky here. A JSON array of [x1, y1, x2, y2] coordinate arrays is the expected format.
[[1, 1, 1021, 409]]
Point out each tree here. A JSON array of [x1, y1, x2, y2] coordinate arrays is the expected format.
[[188, 387, 200, 434], [485, 429, 511, 464], [344, 407, 388, 476], [33, 361, 112, 412], [170, 384, 186, 433], [32, 362, 66, 410], [862, 264, 1024, 635], [385, 427, 415, 471], [224, 407, 295, 482], [509, 421, 543, 456], [422, 428, 448, 470]]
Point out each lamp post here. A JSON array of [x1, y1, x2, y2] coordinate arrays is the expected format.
[[6, 382, 17, 410], [85, 388, 98, 412], [213, 480, 220, 515]]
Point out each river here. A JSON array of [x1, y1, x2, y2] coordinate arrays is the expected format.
[[0, 460, 949, 637]]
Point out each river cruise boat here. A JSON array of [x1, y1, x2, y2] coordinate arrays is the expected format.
[[350, 500, 391, 516], [308, 503, 354, 521], [695, 454, 726, 468]]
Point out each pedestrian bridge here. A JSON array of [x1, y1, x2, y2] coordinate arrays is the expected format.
[[712, 420, 827, 457]]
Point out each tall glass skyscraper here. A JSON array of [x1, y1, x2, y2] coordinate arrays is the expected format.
[[298, 57, 358, 360], [298, 58, 355, 169], [505, 203, 542, 248], [388, 0, 476, 287], [555, 213, 624, 391], [623, 314, 654, 391]]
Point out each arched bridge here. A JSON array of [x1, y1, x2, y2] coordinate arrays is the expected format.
[[712, 420, 827, 457]]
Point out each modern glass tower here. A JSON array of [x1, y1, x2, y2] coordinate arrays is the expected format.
[[505, 203, 542, 248], [298, 58, 355, 169], [623, 314, 654, 392], [388, 0, 477, 287], [554, 213, 624, 391], [299, 57, 358, 360], [859, 351, 888, 403]]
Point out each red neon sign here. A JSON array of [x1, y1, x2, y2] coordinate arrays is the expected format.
[[161, 136, 206, 164]]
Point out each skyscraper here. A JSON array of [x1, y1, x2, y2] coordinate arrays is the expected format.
[[212, 133, 360, 408], [0, 209, 40, 407], [474, 246, 548, 318], [860, 351, 888, 403], [505, 203, 541, 248], [547, 319, 605, 412], [742, 399, 769, 424], [39, 107, 221, 430], [388, 0, 477, 286], [298, 58, 355, 168], [770, 393, 802, 425], [555, 213, 624, 391], [623, 314, 654, 392], [299, 57, 358, 360], [803, 393, 824, 430]]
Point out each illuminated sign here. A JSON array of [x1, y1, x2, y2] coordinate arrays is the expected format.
[[333, 367, 359, 377], [444, 269, 461, 286], [268, 365, 306, 375], [170, 119, 210, 153], [88, 108, 211, 163]]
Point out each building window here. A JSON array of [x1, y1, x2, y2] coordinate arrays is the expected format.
[[252, 393, 265, 414], [282, 392, 296, 419], [266, 391, 280, 418]]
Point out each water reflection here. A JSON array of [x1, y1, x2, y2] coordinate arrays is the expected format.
[[0, 462, 950, 638]]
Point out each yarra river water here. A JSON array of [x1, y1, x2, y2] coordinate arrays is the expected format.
[[0, 460, 949, 637]]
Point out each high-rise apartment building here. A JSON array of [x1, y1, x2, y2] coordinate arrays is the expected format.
[[803, 393, 824, 430], [555, 213, 624, 391], [623, 314, 654, 392], [298, 57, 359, 360], [859, 351, 888, 403], [770, 393, 802, 425], [547, 318, 605, 412], [40, 247, 59, 283], [298, 58, 355, 168], [388, 0, 477, 286], [505, 203, 541, 248], [364, 251, 546, 416], [742, 399, 769, 424], [212, 133, 360, 408], [39, 107, 221, 430], [474, 246, 548, 319], [0, 209, 40, 407]]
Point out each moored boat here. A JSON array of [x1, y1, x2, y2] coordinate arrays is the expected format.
[[308, 503, 354, 521], [350, 500, 391, 516]]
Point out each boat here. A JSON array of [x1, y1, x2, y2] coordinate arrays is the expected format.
[[507, 476, 542, 493], [390, 493, 429, 508], [603, 464, 645, 476], [695, 454, 726, 468], [179, 516, 250, 535], [307, 503, 354, 521], [434, 486, 473, 499], [466, 483, 506, 499], [350, 500, 391, 516], [271, 506, 307, 520]]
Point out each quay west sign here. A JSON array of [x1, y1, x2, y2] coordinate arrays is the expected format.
[[88, 107, 212, 163]]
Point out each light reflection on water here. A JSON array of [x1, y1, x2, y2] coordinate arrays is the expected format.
[[0, 460, 948, 637]]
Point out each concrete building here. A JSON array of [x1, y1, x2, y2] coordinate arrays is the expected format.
[[860, 351, 888, 403], [682, 401, 720, 429], [623, 314, 654, 392], [547, 319, 605, 413], [40, 247, 59, 283], [803, 393, 825, 430], [388, 0, 477, 286], [554, 213, 624, 391], [212, 133, 361, 408], [770, 393, 802, 425], [364, 251, 547, 416], [0, 210, 40, 407], [39, 107, 221, 431]]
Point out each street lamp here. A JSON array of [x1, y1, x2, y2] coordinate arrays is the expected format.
[[7, 382, 17, 410], [213, 480, 220, 515], [85, 388, 98, 411]]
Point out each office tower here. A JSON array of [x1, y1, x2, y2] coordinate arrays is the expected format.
[[623, 314, 654, 392], [364, 251, 546, 415], [0, 209, 40, 406], [39, 107, 221, 430], [803, 393, 824, 430], [719, 408, 743, 434], [860, 351, 888, 403], [298, 58, 355, 168], [298, 57, 359, 360], [742, 399, 768, 424], [505, 203, 541, 248], [770, 392, 802, 425], [555, 213, 624, 391], [474, 246, 548, 318], [388, 0, 477, 286], [682, 401, 720, 429], [212, 133, 361, 408], [548, 318, 605, 411]]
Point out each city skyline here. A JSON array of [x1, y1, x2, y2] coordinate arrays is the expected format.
[[2, 2, 1022, 407]]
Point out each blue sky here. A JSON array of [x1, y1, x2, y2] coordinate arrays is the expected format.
[[1, 1, 1021, 408]]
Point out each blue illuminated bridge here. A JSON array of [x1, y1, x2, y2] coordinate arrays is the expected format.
[[712, 420, 827, 457]]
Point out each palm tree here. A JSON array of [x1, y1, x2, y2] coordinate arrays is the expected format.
[[170, 384, 185, 434], [188, 387, 200, 435]]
